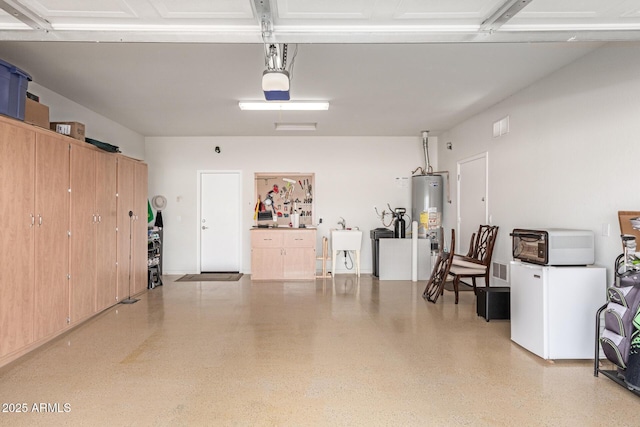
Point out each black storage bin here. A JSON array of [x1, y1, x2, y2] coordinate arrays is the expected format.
[[476, 286, 510, 322]]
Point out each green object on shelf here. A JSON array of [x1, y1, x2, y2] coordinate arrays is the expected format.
[[148, 200, 154, 223]]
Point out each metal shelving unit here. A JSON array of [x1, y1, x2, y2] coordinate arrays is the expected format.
[[148, 229, 162, 289]]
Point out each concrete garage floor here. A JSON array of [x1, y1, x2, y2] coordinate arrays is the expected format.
[[0, 274, 635, 426]]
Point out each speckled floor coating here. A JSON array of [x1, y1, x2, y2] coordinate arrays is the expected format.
[[0, 274, 637, 426]]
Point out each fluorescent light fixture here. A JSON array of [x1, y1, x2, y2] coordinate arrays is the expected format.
[[275, 123, 317, 131], [50, 23, 256, 32], [275, 24, 480, 33], [238, 102, 329, 111]]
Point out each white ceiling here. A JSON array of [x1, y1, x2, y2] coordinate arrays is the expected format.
[[0, 0, 638, 137]]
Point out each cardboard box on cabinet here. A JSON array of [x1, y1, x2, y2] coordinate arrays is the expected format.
[[50, 121, 85, 141], [24, 98, 49, 129]]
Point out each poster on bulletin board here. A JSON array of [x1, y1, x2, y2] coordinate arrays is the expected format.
[[254, 172, 315, 227]]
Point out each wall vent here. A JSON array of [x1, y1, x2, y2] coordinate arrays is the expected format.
[[492, 262, 508, 282], [492, 115, 510, 137]]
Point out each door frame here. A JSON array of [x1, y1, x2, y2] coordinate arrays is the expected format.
[[196, 170, 243, 273], [456, 152, 489, 251]]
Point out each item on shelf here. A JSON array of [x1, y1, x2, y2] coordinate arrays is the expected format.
[[147, 230, 162, 289], [50, 121, 85, 141], [85, 137, 120, 153], [26, 91, 39, 102], [24, 98, 49, 128], [0, 58, 31, 121]]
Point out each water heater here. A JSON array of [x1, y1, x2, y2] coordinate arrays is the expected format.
[[411, 175, 444, 246]]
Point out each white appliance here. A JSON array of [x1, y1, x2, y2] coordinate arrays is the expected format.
[[510, 261, 606, 360], [511, 228, 594, 266], [411, 174, 443, 243]]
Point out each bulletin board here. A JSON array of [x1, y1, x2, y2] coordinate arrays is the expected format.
[[254, 172, 315, 227], [618, 211, 640, 249]]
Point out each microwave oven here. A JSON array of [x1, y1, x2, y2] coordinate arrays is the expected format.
[[511, 228, 595, 266]]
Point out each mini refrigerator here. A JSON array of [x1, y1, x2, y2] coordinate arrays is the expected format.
[[510, 261, 606, 360]]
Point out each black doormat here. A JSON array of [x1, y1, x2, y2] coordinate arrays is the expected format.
[[176, 273, 243, 282]]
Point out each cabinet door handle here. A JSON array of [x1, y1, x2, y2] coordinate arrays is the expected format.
[[30, 213, 35, 228], [38, 214, 42, 226], [533, 274, 541, 279], [98, 215, 101, 223]]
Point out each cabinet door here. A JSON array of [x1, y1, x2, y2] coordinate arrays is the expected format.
[[283, 230, 316, 280], [133, 162, 148, 294], [116, 157, 135, 300], [509, 262, 545, 358], [546, 267, 606, 359], [95, 152, 117, 311], [34, 133, 70, 339], [251, 231, 284, 280], [70, 144, 97, 323], [251, 248, 284, 280], [283, 247, 316, 280], [0, 122, 35, 357]]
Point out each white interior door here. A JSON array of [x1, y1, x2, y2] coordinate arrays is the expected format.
[[457, 153, 488, 255], [200, 172, 241, 272]]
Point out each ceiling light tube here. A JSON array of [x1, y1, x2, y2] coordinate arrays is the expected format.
[[275, 123, 317, 131], [50, 23, 256, 32], [238, 101, 329, 111]]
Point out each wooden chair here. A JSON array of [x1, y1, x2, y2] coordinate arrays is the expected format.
[[423, 229, 455, 303], [447, 225, 499, 304]]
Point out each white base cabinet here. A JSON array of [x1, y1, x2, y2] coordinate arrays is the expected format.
[[510, 261, 606, 360]]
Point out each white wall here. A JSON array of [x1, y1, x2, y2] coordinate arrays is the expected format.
[[28, 82, 145, 159], [145, 136, 440, 275], [437, 42, 640, 284]]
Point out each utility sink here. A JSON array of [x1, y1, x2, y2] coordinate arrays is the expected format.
[[331, 229, 363, 277], [331, 229, 363, 251]]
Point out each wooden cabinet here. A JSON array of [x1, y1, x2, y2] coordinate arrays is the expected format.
[[34, 133, 70, 340], [0, 114, 147, 368], [0, 121, 70, 357], [95, 152, 117, 311], [70, 144, 118, 322], [251, 231, 284, 280], [116, 157, 148, 299], [0, 121, 37, 357], [133, 161, 148, 295], [251, 229, 316, 280], [70, 143, 97, 322]]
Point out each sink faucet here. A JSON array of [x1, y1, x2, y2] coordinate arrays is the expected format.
[[338, 217, 346, 230]]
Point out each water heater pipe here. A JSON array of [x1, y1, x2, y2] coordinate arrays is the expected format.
[[422, 130, 433, 174], [411, 130, 452, 204], [411, 221, 418, 282]]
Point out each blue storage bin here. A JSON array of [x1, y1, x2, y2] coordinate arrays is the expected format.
[[0, 58, 32, 121]]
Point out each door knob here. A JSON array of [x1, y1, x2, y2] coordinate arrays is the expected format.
[[202, 225, 209, 230]]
